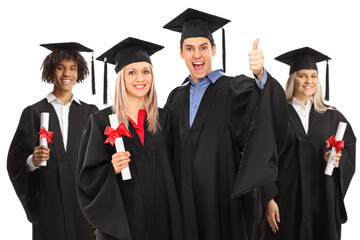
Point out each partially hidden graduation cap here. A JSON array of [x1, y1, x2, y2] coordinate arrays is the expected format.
[[40, 42, 96, 95], [163, 8, 230, 72], [275, 47, 331, 100], [96, 37, 164, 105]]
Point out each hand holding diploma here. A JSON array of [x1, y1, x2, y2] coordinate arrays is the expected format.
[[105, 114, 133, 180], [324, 121, 346, 175], [37, 112, 53, 167], [33, 145, 50, 167], [324, 151, 342, 167], [249, 38, 264, 80], [111, 152, 131, 174]]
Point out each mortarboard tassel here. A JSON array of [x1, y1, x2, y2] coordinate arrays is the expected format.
[[91, 53, 96, 95], [103, 58, 108, 105], [222, 28, 226, 73], [325, 60, 329, 101]]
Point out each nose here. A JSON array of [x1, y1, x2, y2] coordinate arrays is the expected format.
[[63, 68, 71, 77], [137, 73, 145, 82], [194, 48, 201, 58]]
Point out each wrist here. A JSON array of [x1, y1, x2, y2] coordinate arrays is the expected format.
[[26, 154, 39, 171]]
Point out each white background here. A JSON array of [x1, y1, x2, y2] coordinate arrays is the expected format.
[[1, 0, 359, 239]]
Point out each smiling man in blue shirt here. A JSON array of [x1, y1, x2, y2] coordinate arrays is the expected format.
[[184, 66, 267, 127], [164, 8, 288, 240]]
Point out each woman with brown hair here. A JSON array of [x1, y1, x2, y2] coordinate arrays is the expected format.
[[262, 47, 356, 240]]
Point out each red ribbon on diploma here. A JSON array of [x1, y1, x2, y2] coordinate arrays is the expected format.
[[326, 135, 344, 152], [104, 123, 133, 146], [39, 127, 53, 144]]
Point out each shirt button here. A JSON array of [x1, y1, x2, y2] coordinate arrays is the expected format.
[[196, 87, 199, 90], [194, 105, 197, 109]]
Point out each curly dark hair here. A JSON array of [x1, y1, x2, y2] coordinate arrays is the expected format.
[[41, 48, 89, 83]]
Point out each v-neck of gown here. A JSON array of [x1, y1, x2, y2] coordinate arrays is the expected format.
[[128, 109, 146, 146]]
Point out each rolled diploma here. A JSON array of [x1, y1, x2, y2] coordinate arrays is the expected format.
[[324, 121, 347, 175], [109, 114, 131, 180], [39, 112, 49, 166]]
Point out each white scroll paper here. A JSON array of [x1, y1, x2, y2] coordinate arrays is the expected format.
[[109, 114, 132, 180], [324, 121, 347, 176], [39, 112, 49, 167]]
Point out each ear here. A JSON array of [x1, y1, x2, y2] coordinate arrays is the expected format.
[[212, 43, 216, 57], [180, 45, 184, 59]]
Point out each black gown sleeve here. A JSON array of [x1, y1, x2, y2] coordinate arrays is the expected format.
[[337, 112, 356, 195], [333, 112, 356, 224], [77, 113, 132, 240], [259, 181, 278, 207], [231, 73, 289, 197], [7, 106, 41, 223]]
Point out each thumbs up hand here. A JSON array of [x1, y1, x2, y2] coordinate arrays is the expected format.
[[249, 39, 264, 81]]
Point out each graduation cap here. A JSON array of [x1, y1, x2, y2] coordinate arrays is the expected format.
[[96, 37, 164, 105], [275, 47, 331, 100], [40, 42, 96, 95], [163, 8, 230, 72]]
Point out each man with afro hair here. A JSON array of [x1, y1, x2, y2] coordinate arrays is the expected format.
[[7, 42, 98, 240]]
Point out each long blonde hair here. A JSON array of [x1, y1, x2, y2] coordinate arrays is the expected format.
[[285, 71, 335, 113], [112, 65, 159, 133]]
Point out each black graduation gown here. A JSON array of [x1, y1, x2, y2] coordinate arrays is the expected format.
[[77, 107, 183, 240], [262, 104, 356, 240], [7, 98, 98, 240], [164, 73, 288, 240]]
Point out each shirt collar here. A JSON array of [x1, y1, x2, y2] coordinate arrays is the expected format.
[[291, 97, 313, 107], [46, 92, 81, 105], [128, 109, 146, 130], [182, 69, 224, 86]]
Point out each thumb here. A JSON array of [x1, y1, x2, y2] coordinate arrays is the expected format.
[[252, 38, 259, 50]]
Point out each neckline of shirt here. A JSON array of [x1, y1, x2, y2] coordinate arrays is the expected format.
[[291, 97, 313, 108], [182, 69, 224, 86], [46, 92, 81, 106]]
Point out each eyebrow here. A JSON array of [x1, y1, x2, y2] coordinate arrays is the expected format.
[[184, 42, 209, 48], [297, 72, 318, 75], [56, 63, 77, 67], [127, 66, 150, 71]]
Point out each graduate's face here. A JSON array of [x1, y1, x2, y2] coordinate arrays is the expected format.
[[293, 69, 318, 102], [53, 59, 77, 92], [124, 62, 152, 101], [180, 37, 216, 84]]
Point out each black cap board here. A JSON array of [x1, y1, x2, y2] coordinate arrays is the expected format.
[[163, 8, 230, 44], [275, 47, 331, 100], [96, 37, 164, 105], [275, 47, 331, 74], [163, 8, 230, 72], [40, 42, 96, 95], [40, 42, 93, 52], [96, 37, 164, 73]]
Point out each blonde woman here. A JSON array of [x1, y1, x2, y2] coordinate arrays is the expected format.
[[77, 38, 183, 240], [262, 47, 356, 240]]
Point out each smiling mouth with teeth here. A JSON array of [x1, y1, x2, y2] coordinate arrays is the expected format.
[[193, 62, 205, 71]]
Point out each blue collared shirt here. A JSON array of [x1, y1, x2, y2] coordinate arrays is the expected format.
[[183, 69, 268, 127]]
